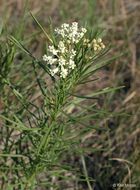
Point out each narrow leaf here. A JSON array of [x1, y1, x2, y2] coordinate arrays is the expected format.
[[30, 12, 52, 43]]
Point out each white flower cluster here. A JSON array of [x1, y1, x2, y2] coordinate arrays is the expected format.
[[42, 22, 87, 79], [55, 22, 87, 44]]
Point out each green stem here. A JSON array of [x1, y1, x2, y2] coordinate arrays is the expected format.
[[81, 155, 93, 190], [24, 77, 75, 188]]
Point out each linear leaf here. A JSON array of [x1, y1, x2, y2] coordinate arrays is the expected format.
[[84, 53, 123, 74], [0, 114, 40, 131], [0, 154, 26, 158], [30, 12, 52, 43], [70, 86, 125, 99]]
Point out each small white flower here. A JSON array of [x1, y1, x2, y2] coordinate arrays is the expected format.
[[58, 41, 65, 48], [49, 45, 58, 55], [45, 56, 52, 61], [49, 58, 57, 65], [53, 67, 59, 73], [55, 28, 65, 38], [69, 59, 76, 69], [55, 28, 59, 32], [50, 67, 59, 76], [58, 57, 66, 66], [70, 49, 76, 58], [60, 67, 68, 78], [42, 54, 48, 61], [58, 41, 66, 53], [71, 22, 78, 34], [61, 23, 69, 30], [43, 55, 57, 65], [60, 30, 65, 38], [81, 27, 87, 33], [72, 22, 78, 27], [77, 32, 84, 40], [68, 33, 74, 41]]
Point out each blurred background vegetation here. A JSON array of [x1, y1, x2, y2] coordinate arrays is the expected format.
[[0, 0, 140, 189]]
